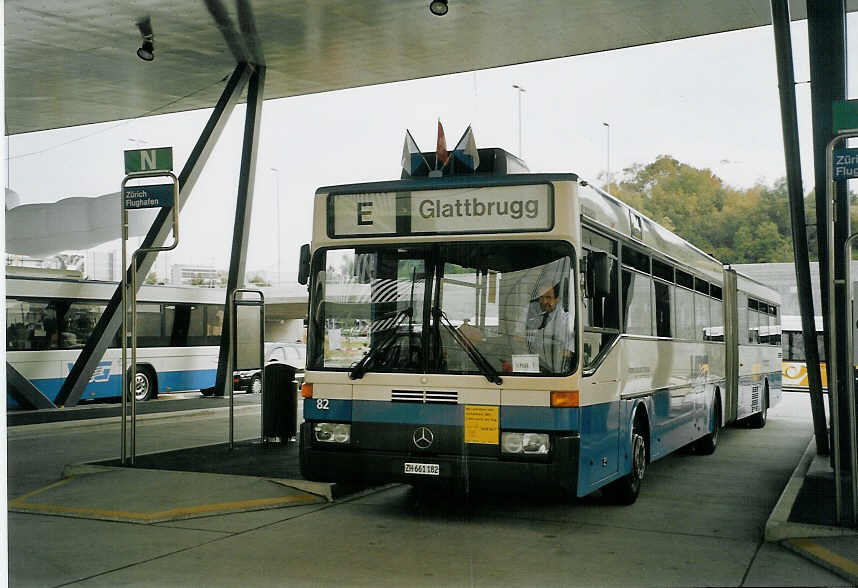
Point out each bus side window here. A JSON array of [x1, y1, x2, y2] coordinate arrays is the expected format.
[[7, 300, 59, 350], [582, 243, 619, 368]]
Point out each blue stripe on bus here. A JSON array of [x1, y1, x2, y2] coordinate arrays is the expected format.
[[7, 369, 217, 408], [303, 398, 580, 430], [501, 405, 579, 430]]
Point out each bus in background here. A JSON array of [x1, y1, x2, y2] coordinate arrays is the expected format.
[[6, 275, 224, 408], [297, 130, 780, 503], [781, 314, 826, 393]]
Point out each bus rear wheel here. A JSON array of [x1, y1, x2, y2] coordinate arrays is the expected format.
[[694, 393, 721, 455]]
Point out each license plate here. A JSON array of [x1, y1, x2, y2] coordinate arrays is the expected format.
[[404, 462, 440, 476]]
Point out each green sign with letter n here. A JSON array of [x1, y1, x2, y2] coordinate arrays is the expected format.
[[124, 147, 173, 173]]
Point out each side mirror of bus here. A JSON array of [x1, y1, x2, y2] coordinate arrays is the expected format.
[[587, 252, 611, 299], [298, 244, 311, 285]]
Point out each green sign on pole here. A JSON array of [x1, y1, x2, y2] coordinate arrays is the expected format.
[[833, 100, 858, 133], [124, 147, 173, 173]]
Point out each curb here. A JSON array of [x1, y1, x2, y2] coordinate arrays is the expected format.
[[765, 437, 858, 542], [8, 404, 259, 436], [64, 458, 337, 503], [781, 537, 858, 585]]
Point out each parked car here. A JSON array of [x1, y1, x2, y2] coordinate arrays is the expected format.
[[234, 342, 306, 393]]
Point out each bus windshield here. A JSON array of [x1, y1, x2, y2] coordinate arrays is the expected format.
[[308, 240, 577, 377]]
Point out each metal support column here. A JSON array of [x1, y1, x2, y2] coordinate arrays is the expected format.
[[808, 0, 850, 524], [55, 63, 251, 407], [770, 0, 828, 455], [213, 65, 266, 396]]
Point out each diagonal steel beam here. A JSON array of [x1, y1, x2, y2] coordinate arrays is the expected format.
[[238, 0, 265, 66], [55, 63, 252, 407], [7, 362, 56, 410], [770, 0, 828, 455], [212, 64, 266, 396], [205, 0, 249, 63]]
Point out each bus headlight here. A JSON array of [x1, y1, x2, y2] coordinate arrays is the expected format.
[[501, 432, 550, 455], [313, 422, 351, 444]]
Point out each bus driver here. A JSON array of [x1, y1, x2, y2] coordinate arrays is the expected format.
[[526, 282, 572, 373]]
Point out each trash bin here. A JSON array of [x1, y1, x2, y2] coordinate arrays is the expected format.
[[262, 363, 297, 442]]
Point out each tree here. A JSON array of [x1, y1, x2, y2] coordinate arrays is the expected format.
[[248, 273, 271, 287], [144, 271, 159, 285], [611, 155, 799, 264]]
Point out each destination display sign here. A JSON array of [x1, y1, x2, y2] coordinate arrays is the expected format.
[[833, 148, 858, 181], [123, 183, 175, 209], [330, 184, 553, 237]]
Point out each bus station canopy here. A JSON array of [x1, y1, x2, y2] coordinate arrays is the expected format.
[[7, 0, 858, 135]]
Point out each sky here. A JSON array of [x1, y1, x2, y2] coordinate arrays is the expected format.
[[6, 14, 858, 285]]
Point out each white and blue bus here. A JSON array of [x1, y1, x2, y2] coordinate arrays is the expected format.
[[297, 144, 780, 503], [6, 275, 224, 408]]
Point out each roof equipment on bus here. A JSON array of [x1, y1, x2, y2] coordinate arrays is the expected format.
[[400, 123, 528, 179]]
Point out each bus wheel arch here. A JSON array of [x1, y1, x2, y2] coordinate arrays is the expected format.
[[694, 388, 721, 455], [604, 402, 649, 505]]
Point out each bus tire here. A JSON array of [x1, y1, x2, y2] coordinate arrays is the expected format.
[[694, 392, 721, 455], [604, 412, 647, 505], [128, 366, 156, 402], [748, 384, 768, 429]]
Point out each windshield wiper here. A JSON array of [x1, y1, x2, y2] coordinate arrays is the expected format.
[[433, 308, 502, 386], [349, 307, 412, 380]]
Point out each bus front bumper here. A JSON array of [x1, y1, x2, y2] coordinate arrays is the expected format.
[[299, 422, 580, 492]]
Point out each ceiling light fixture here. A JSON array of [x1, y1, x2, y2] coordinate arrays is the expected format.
[[137, 38, 154, 61], [429, 0, 448, 16], [136, 17, 155, 62]]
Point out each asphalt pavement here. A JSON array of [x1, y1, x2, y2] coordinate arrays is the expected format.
[[7, 390, 858, 587]]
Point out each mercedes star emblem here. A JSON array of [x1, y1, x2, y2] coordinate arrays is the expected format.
[[412, 426, 434, 449]]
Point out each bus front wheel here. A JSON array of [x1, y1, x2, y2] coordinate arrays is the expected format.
[[127, 367, 156, 402]]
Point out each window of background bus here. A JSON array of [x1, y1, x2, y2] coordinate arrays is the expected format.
[[135, 303, 163, 347], [61, 302, 107, 348], [205, 306, 224, 345], [6, 299, 57, 350], [164, 304, 206, 346]]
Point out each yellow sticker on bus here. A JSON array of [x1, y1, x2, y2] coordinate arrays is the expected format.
[[464, 405, 499, 444]]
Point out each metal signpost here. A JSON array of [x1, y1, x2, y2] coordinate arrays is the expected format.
[[121, 147, 178, 465], [827, 125, 858, 526], [229, 289, 264, 449]]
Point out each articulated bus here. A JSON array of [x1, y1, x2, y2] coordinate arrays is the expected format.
[[6, 275, 224, 408], [781, 315, 826, 393], [297, 144, 780, 503]]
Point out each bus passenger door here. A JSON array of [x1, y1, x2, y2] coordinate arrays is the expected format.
[[581, 342, 621, 489]]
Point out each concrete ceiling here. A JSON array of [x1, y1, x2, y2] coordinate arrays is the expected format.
[[6, 0, 857, 135]]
